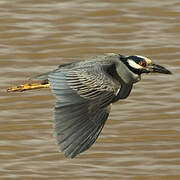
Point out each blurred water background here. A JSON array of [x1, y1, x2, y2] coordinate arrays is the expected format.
[[0, 0, 180, 179]]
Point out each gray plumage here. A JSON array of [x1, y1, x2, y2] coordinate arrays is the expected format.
[[34, 53, 171, 158]]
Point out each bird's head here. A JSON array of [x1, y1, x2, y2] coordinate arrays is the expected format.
[[124, 55, 172, 75]]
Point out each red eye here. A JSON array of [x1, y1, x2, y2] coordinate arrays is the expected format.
[[140, 61, 146, 67]]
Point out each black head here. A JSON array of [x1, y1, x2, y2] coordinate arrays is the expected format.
[[121, 55, 172, 75]]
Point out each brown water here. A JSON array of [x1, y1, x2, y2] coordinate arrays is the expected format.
[[0, 0, 180, 179]]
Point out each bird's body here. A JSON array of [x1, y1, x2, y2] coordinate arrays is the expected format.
[[7, 53, 171, 158]]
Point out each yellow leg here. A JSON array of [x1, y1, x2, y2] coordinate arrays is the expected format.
[[7, 82, 50, 92]]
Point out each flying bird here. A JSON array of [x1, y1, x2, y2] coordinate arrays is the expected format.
[[7, 53, 171, 158]]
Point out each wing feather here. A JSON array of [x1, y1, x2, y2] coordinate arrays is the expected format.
[[48, 65, 118, 158]]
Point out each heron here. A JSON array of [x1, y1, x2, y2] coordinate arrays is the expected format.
[[7, 53, 171, 158]]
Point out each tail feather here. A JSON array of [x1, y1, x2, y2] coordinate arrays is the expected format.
[[7, 71, 50, 92], [29, 72, 50, 81]]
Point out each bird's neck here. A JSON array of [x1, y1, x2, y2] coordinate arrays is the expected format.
[[116, 61, 140, 84]]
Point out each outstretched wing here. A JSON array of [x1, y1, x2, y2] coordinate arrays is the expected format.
[[48, 65, 120, 158]]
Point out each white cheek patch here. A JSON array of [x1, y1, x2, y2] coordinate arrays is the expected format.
[[128, 60, 143, 69], [136, 55, 152, 64]]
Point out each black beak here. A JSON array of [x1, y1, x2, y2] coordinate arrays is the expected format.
[[147, 63, 172, 74]]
